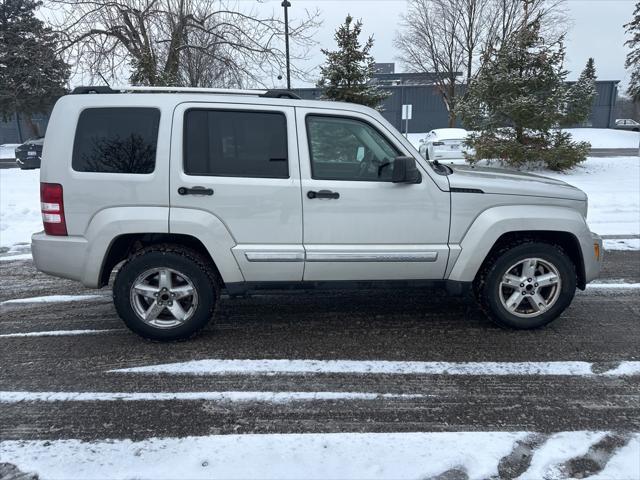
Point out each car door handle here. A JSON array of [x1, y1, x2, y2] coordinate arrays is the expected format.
[[307, 190, 340, 200], [178, 186, 214, 196]]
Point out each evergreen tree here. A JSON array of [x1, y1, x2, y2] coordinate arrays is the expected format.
[[624, 2, 640, 101], [0, 0, 69, 130], [457, 19, 591, 171], [317, 15, 388, 109], [563, 58, 597, 126]]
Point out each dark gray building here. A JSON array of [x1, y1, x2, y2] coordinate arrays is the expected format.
[[294, 80, 619, 134], [0, 73, 620, 143]]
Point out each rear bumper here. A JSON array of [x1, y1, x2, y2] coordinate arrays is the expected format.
[[15, 154, 41, 169], [31, 232, 94, 286]]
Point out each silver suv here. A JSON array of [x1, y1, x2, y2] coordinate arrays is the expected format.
[[32, 86, 603, 340]]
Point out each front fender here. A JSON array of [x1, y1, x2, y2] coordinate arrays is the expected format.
[[446, 205, 594, 283]]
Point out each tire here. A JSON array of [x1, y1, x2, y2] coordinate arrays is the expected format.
[[474, 241, 577, 329], [113, 244, 219, 340]]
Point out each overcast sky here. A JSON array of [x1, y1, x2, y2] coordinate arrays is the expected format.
[[258, 0, 636, 91]]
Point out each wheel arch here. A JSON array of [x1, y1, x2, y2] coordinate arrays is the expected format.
[[447, 205, 592, 289], [99, 233, 227, 288], [475, 231, 586, 289]]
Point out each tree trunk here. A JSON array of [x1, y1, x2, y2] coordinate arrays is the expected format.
[[515, 126, 524, 144], [448, 78, 457, 127], [25, 115, 41, 138], [15, 112, 23, 143]]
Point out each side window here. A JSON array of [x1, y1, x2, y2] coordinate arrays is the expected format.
[[183, 110, 288, 179], [306, 115, 400, 181], [72, 108, 160, 173]]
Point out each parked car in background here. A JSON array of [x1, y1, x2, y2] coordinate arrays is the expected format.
[[419, 128, 473, 161], [614, 119, 640, 132], [15, 137, 44, 169]]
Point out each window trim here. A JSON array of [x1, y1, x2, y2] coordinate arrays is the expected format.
[[72, 107, 161, 174], [182, 108, 290, 179], [305, 113, 401, 182]]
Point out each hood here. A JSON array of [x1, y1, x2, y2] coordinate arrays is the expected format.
[[447, 164, 587, 202]]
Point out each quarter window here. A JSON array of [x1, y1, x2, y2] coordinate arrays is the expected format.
[[72, 108, 160, 174], [183, 110, 289, 178], [306, 115, 400, 181]]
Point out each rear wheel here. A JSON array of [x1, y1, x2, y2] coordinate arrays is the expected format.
[[475, 241, 577, 329], [113, 245, 218, 340]]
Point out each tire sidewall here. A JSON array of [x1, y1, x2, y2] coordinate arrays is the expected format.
[[482, 243, 577, 329], [113, 250, 216, 340]]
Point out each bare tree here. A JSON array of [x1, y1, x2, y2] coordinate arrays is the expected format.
[[45, 0, 321, 87], [484, 0, 567, 53], [395, 0, 567, 126], [395, 0, 465, 126]]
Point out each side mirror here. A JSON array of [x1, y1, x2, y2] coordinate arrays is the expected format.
[[392, 156, 422, 184]]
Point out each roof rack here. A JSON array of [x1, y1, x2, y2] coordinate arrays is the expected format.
[[71, 86, 300, 99]]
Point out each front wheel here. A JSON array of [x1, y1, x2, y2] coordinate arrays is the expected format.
[[113, 245, 219, 340], [475, 242, 577, 329]]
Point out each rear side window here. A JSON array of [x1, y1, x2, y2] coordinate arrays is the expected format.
[[183, 109, 288, 178], [72, 108, 160, 173]]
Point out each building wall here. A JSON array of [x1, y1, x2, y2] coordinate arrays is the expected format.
[[0, 113, 48, 144], [0, 82, 619, 143], [294, 81, 619, 134]]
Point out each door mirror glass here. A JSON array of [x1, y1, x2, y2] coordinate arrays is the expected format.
[[392, 156, 422, 184]]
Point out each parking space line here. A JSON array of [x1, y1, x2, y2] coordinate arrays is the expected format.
[[0, 294, 108, 306], [0, 329, 122, 338], [0, 390, 425, 403], [110, 359, 640, 377]]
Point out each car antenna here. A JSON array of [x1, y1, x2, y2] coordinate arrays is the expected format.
[[98, 72, 111, 87]]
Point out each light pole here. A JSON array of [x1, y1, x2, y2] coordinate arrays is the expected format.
[[281, 0, 291, 90]]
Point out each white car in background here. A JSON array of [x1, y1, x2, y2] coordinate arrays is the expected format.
[[419, 128, 473, 161]]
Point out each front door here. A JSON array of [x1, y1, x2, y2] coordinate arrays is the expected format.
[[169, 102, 303, 282], [295, 108, 451, 282]]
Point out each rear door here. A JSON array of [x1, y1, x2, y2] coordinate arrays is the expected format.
[[169, 102, 303, 282]]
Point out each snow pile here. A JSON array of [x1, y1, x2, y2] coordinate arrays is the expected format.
[[0, 144, 20, 160], [1, 431, 638, 480], [0, 168, 41, 247]]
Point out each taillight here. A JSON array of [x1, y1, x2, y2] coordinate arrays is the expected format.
[[40, 183, 68, 236]]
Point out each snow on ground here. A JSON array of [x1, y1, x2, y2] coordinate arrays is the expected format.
[[1, 431, 638, 480], [0, 168, 40, 248], [543, 157, 640, 236], [0, 253, 32, 261], [564, 128, 639, 149], [0, 154, 638, 246], [406, 129, 640, 150], [0, 144, 20, 160], [603, 238, 640, 251], [112, 359, 640, 377]]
